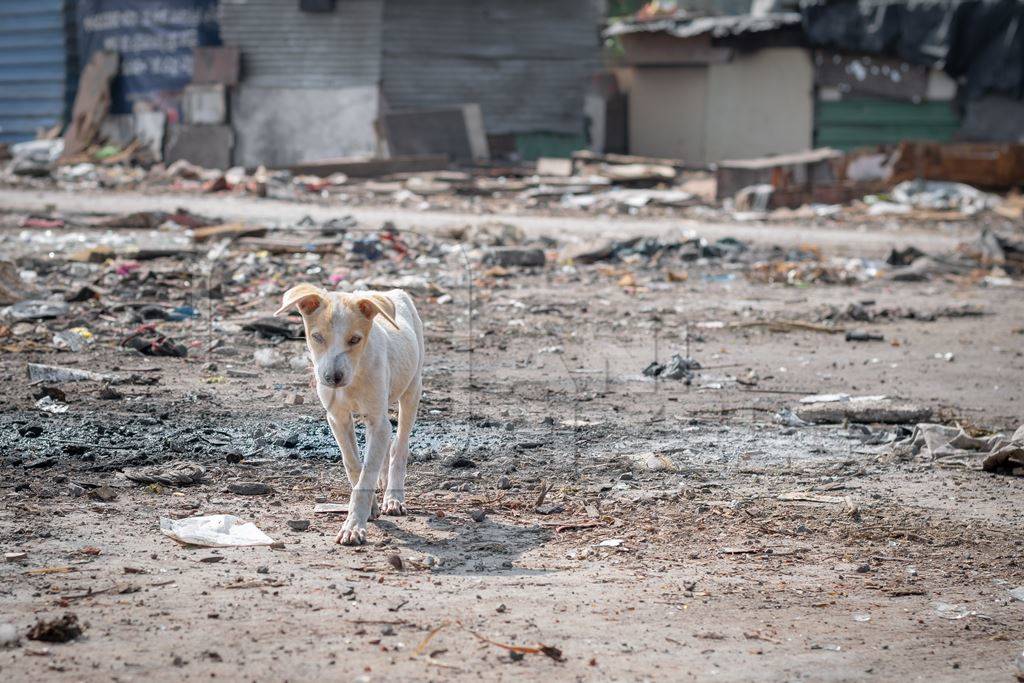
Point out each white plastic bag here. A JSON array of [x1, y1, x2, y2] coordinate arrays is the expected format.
[[160, 514, 274, 547]]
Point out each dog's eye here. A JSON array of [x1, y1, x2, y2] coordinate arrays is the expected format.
[[348, 335, 361, 346], [311, 332, 325, 344]]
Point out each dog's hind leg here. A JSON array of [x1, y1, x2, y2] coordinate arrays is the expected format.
[[382, 377, 420, 516]]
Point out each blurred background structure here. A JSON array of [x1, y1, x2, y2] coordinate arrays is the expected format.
[[1, 0, 1023, 190]]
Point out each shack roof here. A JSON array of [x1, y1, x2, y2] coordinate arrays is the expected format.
[[604, 12, 801, 40]]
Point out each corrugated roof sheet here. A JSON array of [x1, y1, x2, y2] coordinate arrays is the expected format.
[[604, 12, 801, 39]]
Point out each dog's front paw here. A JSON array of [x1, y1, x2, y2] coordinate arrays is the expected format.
[[381, 497, 406, 516], [336, 521, 367, 546]]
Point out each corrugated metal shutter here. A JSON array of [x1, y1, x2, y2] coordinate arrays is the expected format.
[[381, 0, 600, 135], [219, 0, 382, 89], [0, 0, 76, 143], [816, 99, 960, 151]]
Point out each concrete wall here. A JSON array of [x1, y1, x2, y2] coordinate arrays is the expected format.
[[704, 48, 813, 162], [231, 86, 379, 168], [629, 66, 708, 162]]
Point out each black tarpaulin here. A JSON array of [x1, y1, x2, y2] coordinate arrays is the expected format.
[[801, 0, 1024, 100]]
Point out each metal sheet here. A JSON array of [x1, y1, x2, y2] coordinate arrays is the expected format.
[[219, 0, 383, 89], [380, 0, 599, 136], [815, 99, 959, 150], [0, 0, 76, 143]]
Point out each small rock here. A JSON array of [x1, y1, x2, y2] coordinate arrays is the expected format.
[[856, 563, 871, 574], [446, 456, 476, 469], [387, 554, 403, 571], [284, 393, 304, 406], [276, 432, 300, 448], [469, 509, 486, 523], [199, 555, 224, 564], [227, 482, 273, 496], [496, 475, 511, 490], [287, 519, 310, 532], [256, 566, 269, 575], [4, 552, 27, 563], [496, 604, 507, 614], [87, 484, 118, 502]]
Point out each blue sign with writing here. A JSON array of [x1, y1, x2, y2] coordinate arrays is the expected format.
[[77, 0, 221, 119]]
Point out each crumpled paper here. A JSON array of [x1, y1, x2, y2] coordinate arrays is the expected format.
[[160, 514, 274, 547], [890, 423, 1024, 472]]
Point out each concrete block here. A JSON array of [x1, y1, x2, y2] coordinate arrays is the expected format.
[[165, 124, 233, 169], [134, 110, 166, 161], [193, 47, 240, 86], [231, 86, 378, 167], [536, 157, 573, 176], [183, 84, 227, 125]]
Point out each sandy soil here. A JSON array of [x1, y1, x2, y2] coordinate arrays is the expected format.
[[0, 189, 1023, 682]]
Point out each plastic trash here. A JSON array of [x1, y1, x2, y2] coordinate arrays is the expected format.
[[160, 514, 274, 547]]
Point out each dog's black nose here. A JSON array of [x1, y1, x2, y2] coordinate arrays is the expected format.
[[323, 369, 344, 386]]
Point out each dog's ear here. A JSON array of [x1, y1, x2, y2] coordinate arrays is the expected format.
[[357, 294, 400, 330], [275, 284, 327, 317]]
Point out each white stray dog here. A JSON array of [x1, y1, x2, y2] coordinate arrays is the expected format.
[[275, 285, 424, 545]]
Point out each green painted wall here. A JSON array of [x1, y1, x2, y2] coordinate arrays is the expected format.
[[815, 99, 960, 150]]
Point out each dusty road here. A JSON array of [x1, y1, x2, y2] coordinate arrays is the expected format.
[[0, 187, 973, 256], [0, 189, 1022, 681]]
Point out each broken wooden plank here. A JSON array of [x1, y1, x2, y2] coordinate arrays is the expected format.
[[61, 51, 120, 162]]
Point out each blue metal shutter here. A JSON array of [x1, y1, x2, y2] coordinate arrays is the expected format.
[[0, 0, 76, 143]]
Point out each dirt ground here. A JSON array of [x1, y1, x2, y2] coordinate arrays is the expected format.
[[1, 188, 1023, 682]]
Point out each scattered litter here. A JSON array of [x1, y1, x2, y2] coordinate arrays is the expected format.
[[845, 329, 884, 342], [643, 354, 700, 381], [313, 503, 348, 514], [931, 601, 978, 620], [27, 363, 113, 384], [596, 539, 624, 547], [627, 452, 676, 472], [53, 327, 94, 352], [7, 300, 69, 321], [778, 491, 846, 505], [26, 614, 83, 643], [121, 324, 188, 357], [35, 396, 68, 414], [774, 408, 810, 428], [0, 623, 18, 649], [123, 462, 206, 487], [160, 515, 275, 547], [890, 423, 1024, 474]]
